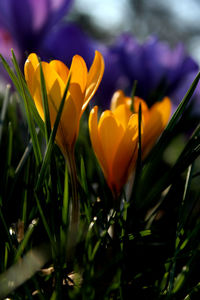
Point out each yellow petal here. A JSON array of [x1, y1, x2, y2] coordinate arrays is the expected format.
[[110, 90, 131, 111], [142, 96, 171, 157], [112, 103, 132, 130], [88, 106, 109, 180], [98, 110, 124, 182], [133, 96, 149, 121], [34, 62, 66, 125], [24, 53, 39, 95], [69, 55, 87, 113], [83, 51, 105, 112], [111, 114, 138, 193], [50, 60, 69, 85], [56, 95, 78, 152]]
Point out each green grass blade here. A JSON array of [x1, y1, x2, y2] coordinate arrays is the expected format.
[[5, 122, 13, 192], [39, 62, 51, 142], [130, 80, 137, 112], [0, 53, 45, 135], [140, 122, 200, 208], [134, 72, 200, 208], [0, 54, 21, 92], [80, 156, 89, 195], [0, 85, 11, 144], [62, 163, 69, 226], [35, 193, 55, 249], [35, 75, 71, 190], [0, 208, 13, 249], [15, 219, 38, 262], [145, 71, 200, 165], [11, 50, 42, 166]]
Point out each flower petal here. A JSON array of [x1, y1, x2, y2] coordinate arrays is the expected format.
[[49, 59, 69, 85], [68, 54, 87, 113], [112, 114, 138, 193], [110, 90, 130, 111], [57, 94, 79, 152], [142, 96, 171, 157], [112, 103, 132, 130], [89, 106, 109, 180], [83, 50, 105, 112], [24, 53, 39, 95], [98, 110, 124, 182]]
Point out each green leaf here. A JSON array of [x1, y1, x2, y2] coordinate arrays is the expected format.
[[35, 75, 71, 190], [39, 62, 51, 142], [130, 80, 138, 112], [62, 163, 69, 226], [11, 49, 42, 166], [0, 85, 11, 144], [134, 71, 200, 208]]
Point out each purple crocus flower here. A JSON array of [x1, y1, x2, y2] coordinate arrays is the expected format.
[[0, 0, 73, 65], [95, 34, 199, 110], [40, 23, 97, 67]]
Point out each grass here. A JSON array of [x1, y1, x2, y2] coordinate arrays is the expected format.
[[0, 54, 200, 299]]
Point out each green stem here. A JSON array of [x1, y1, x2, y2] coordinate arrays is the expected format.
[[65, 148, 79, 230]]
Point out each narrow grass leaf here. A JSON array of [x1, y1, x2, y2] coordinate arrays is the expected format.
[[35, 75, 71, 190], [35, 193, 55, 249], [15, 219, 38, 262], [0, 85, 10, 144], [5, 122, 13, 192], [144, 71, 200, 170], [80, 156, 89, 194], [130, 80, 137, 112], [11, 50, 42, 166], [0, 54, 21, 92], [62, 163, 69, 226], [142, 122, 200, 208], [39, 62, 51, 141]]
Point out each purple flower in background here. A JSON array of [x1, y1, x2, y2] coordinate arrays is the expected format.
[[95, 34, 199, 111], [0, 0, 73, 64], [40, 23, 97, 66]]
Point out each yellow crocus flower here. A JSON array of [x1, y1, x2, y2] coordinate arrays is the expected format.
[[89, 90, 171, 196], [111, 90, 172, 158], [24, 51, 104, 156], [89, 103, 139, 197]]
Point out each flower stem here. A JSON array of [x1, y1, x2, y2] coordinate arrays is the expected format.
[[65, 148, 79, 230]]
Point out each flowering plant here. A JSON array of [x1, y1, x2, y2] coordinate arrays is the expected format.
[[0, 47, 200, 299]]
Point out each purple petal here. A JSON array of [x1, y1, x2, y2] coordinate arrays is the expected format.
[[40, 23, 97, 66], [0, 0, 73, 54]]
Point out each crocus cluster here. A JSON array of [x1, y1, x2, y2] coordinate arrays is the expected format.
[[24, 51, 104, 156], [24, 49, 171, 197], [89, 90, 171, 196]]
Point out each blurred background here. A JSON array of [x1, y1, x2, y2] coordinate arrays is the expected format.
[[72, 0, 200, 63], [1, 0, 200, 112]]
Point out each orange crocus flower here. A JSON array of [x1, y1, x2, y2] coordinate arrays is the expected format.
[[24, 51, 104, 156], [89, 90, 171, 196], [111, 90, 172, 158]]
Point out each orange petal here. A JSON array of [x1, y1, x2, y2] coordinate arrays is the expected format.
[[110, 90, 131, 111], [24, 53, 39, 95], [111, 114, 138, 193], [112, 103, 132, 130], [56, 94, 78, 152], [88, 106, 109, 180], [133, 96, 150, 124], [98, 110, 124, 180], [83, 51, 105, 112], [69, 55, 87, 113], [50, 60, 69, 86], [142, 97, 171, 157], [34, 62, 66, 126]]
